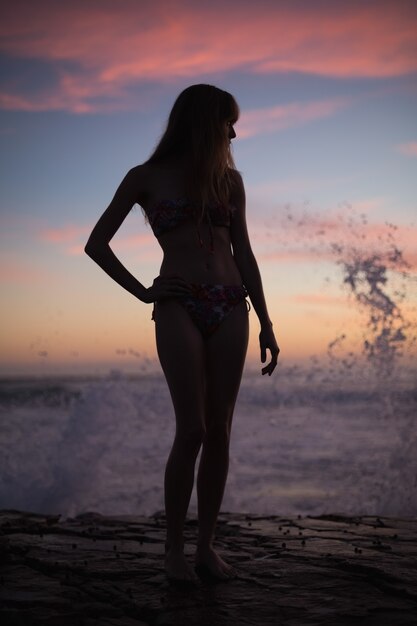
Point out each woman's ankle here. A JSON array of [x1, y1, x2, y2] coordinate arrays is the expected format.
[[165, 539, 184, 554], [196, 538, 214, 553]]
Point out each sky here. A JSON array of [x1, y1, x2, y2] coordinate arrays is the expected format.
[[1, 0, 416, 376]]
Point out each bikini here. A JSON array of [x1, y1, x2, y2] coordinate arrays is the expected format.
[[147, 197, 230, 250], [145, 197, 249, 337]]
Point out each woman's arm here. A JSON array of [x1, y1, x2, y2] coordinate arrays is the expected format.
[[85, 166, 190, 304], [85, 167, 150, 302], [230, 171, 280, 375]]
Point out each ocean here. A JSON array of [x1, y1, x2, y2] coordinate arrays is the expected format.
[[1, 365, 415, 519]]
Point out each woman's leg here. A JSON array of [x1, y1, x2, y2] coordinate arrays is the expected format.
[[196, 299, 249, 577], [154, 299, 206, 580]]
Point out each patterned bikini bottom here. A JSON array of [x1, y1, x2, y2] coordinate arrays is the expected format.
[[153, 283, 249, 337]]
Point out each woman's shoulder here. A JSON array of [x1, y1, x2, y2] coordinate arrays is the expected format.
[[228, 168, 245, 208], [130, 159, 185, 185], [115, 164, 147, 207], [228, 167, 243, 184], [124, 162, 162, 205], [126, 162, 153, 181]]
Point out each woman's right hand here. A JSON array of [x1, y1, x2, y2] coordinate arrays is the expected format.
[[141, 275, 191, 303]]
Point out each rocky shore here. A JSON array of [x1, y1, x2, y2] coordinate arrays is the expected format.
[[1, 509, 416, 625]]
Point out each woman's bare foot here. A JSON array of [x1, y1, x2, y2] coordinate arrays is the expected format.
[[165, 549, 198, 584], [195, 546, 237, 580]]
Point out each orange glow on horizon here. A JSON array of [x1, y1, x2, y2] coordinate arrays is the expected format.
[[3, 276, 415, 376]]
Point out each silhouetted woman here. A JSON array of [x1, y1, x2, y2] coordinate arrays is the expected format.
[[85, 84, 279, 582]]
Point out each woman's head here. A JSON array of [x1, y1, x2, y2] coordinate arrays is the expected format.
[[148, 84, 240, 206]]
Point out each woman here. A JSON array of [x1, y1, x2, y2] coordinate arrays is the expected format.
[[85, 84, 279, 583]]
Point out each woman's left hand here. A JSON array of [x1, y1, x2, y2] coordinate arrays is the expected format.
[[260, 325, 280, 376]]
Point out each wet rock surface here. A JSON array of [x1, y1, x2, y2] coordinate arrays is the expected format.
[[1, 509, 416, 625]]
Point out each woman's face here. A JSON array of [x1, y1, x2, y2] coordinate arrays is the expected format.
[[226, 120, 236, 142]]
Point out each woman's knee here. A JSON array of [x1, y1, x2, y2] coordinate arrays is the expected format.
[[175, 422, 206, 452], [204, 418, 232, 447]]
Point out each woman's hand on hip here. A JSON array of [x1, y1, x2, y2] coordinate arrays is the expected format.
[[142, 275, 191, 303], [259, 325, 280, 376]]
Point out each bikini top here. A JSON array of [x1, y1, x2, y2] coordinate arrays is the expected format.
[[144, 197, 234, 252]]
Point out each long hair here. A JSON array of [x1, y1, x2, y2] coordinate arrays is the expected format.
[[147, 84, 239, 209]]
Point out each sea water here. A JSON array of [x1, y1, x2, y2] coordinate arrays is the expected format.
[[0, 366, 415, 518]]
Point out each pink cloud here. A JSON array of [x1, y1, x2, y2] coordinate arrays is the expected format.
[[40, 223, 157, 258], [238, 98, 350, 138], [111, 233, 155, 251], [42, 225, 89, 244], [396, 142, 417, 157], [108, 232, 161, 263], [291, 293, 347, 306], [67, 244, 85, 256], [258, 249, 323, 263], [0, 259, 49, 284], [251, 208, 417, 272], [1, 1, 416, 113]]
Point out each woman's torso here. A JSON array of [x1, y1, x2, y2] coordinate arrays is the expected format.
[[136, 161, 243, 285]]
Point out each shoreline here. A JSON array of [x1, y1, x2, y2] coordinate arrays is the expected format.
[[1, 509, 416, 625]]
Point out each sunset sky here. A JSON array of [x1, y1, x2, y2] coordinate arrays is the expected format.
[[1, 0, 416, 376]]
